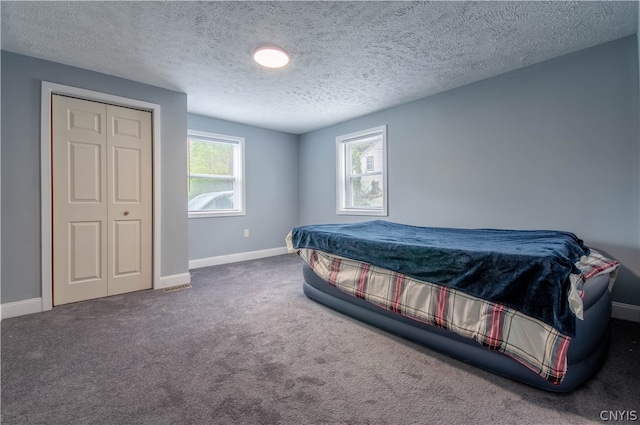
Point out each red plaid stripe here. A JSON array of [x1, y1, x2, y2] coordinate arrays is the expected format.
[[391, 273, 405, 313], [308, 250, 318, 269], [329, 257, 342, 286], [582, 260, 619, 280], [482, 304, 506, 350], [356, 263, 370, 299], [435, 286, 449, 327], [578, 250, 619, 280], [550, 336, 571, 384]]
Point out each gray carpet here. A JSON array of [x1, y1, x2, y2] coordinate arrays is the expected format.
[[1, 254, 638, 425]]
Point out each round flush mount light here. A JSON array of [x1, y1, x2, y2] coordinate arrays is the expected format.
[[253, 45, 290, 69]]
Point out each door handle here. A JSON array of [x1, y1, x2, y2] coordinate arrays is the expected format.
[[123, 211, 130, 216]]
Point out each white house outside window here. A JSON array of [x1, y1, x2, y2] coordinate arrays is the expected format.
[[188, 130, 245, 217], [336, 125, 388, 216]]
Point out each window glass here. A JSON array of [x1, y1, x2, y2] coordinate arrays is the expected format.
[[188, 130, 245, 217], [336, 125, 387, 216]]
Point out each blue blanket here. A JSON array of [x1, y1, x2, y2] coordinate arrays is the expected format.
[[291, 220, 590, 337]]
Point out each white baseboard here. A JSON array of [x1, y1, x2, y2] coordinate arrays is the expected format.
[[1, 297, 43, 320], [612, 302, 640, 322], [189, 246, 289, 270], [1, 273, 192, 319], [157, 272, 192, 290]]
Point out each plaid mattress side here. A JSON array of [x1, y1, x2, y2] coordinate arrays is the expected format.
[[298, 248, 572, 384]]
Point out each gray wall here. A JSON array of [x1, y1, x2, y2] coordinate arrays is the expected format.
[[1, 51, 189, 303], [187, 113, 299, 260], [299, 36, 640, 306]]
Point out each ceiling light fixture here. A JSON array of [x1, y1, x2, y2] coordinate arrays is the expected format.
[[253, 45, 290, 69]]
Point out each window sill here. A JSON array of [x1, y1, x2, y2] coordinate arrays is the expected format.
[[337, 209, 387, 217], [189, 211, 245, 219]]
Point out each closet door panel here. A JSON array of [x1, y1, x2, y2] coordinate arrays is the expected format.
[[106, 104, 152, 296], [52, 95, 108, 305]]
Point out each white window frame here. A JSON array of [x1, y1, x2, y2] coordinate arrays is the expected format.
[[188, 130, 245, 218], [336, 125, 388, 216]]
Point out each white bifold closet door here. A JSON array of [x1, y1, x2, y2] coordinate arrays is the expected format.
[[52, 94, 152, 305]]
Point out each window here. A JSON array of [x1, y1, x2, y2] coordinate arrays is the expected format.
[[188, 130, 245, 217], [365, 155, 374, 172], [336, 125, 387, 216]]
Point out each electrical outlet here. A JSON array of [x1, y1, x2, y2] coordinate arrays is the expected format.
[[243, 229, 250, 238]]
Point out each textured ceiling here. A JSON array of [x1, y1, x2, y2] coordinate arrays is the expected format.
[[1, 1, 637, 134]]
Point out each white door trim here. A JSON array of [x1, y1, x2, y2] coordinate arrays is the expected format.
[[41, 82, 162, 311]]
